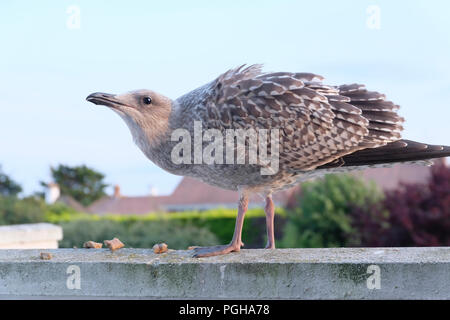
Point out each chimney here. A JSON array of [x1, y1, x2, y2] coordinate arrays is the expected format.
[[150, 186, 158, 196], [113, 185, 121, 198], [45, 183, 60, 204]]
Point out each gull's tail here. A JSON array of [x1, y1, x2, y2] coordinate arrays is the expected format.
[[318, 139, 450, 168]]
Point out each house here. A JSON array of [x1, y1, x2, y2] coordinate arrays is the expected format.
[[87, 178, 298, 215], [86, 185, 170, 215], [45, 183, 85, 212]]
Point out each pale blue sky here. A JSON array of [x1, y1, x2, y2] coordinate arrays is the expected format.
[[1, 0, 449, 196]]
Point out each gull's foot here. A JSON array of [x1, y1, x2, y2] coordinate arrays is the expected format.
[[265, 243, 275, 249], [192, 242, 243, 258]]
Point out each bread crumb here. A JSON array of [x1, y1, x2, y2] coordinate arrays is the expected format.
[[83, 241, 103, 249], [153, 243, 168, 254], [104, 238, 125, 251], [40, 252, 52, 260]]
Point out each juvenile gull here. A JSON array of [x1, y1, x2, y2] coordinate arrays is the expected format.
[[87, 65, 450, 257]]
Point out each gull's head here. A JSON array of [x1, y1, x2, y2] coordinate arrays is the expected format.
[[86, 89, 172, 145]]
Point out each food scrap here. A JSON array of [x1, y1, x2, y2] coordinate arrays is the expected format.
[[153, 243, 168, 254], [40, 252, 52, 260], [104, 238, 125, 251], [83, 241, 103, 249]]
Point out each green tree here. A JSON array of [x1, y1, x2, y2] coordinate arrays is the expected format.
[[43, 165, 108, 207], [280, 173, 383, 248], [0, 166, 22, 197], [0, 196, 46, 225]]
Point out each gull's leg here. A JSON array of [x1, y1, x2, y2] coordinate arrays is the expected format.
[[193, 192, 249, 258], [264, 195, 276, 249]]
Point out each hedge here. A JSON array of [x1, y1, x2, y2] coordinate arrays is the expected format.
[[45, 207, 287, 249]]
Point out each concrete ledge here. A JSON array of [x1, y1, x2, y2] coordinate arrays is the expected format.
[[0, 247, 449, 299], [0, 223, 63, 249]]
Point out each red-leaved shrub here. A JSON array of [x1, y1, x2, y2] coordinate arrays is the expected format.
[[350, 162, 450, 246]]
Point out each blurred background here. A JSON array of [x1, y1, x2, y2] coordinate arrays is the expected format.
[[0, 0, 449, 249]]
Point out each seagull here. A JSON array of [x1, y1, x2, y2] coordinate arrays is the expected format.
[[87, 65, 450, 257]]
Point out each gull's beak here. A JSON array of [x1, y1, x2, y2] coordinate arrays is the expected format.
[[86, 92, 122, 108]]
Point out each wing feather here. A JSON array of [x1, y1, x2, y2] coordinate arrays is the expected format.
[[202, 65, 406, 171]]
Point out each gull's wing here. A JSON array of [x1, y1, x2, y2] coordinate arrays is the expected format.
[[202, 65, 405, 171]]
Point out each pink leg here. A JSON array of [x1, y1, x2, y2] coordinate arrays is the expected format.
[[264, 195, 276, 249], [193, 193, 248, 258]]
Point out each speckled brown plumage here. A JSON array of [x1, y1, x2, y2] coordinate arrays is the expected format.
[[198, 64, 406, 173]]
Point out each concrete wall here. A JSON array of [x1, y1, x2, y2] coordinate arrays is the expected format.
[[0, 247, 449, 299], [0, 223, 63, 249]]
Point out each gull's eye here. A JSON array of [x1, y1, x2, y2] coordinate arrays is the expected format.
[[143, 96, 152, 105]]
